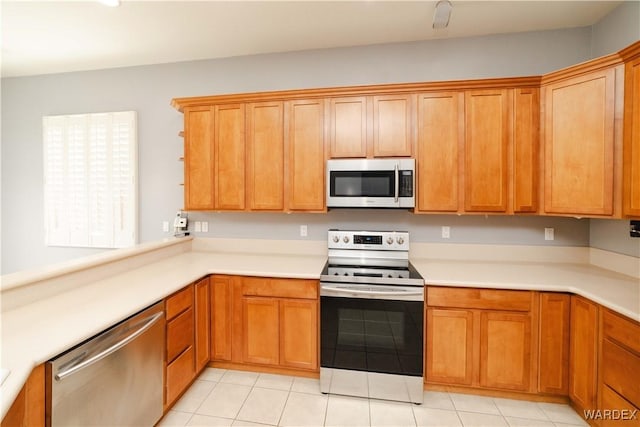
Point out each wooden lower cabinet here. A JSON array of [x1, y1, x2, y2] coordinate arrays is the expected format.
[[1, 365, 45, 427], [210, 275, 234, 362], [538, 293, 570, 395], [425, 308, 474, 385], [242, 296, 280, 366], [569, 295, 599, 413], [280, 299, 318, 370], [425, 287, 537, 393], [210, 275, 319, 373], [195, 277, 210, 371], [480, 311, 533, 392]]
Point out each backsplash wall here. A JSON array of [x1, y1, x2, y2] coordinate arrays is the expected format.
[[185, 211, 590, 248]]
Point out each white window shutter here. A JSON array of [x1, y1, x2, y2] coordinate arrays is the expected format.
[[43, 111, 137, 249]]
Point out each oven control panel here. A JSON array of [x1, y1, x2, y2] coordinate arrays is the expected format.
[[327, 229, 409, 251]]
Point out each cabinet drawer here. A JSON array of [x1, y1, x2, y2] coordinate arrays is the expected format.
[[166, 285, 194, 321], [602, 339, 640, 408], [166, 346, 195, 406], [603, 309, 640, 354], [242, 278, 317, 299], [167, 307, 194, 363], [427, 287, 532, 312], [601, 384, 640, 427]]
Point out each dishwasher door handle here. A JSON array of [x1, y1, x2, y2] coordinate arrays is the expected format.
[[55, 311, 164, 381]]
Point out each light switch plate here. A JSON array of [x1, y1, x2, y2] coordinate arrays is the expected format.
[[194, 221, 202, 232], [162, 221, 169, 232], [441, 226, 450, 239], [202, 221, 208, 233], [300, 225, 308, 237]]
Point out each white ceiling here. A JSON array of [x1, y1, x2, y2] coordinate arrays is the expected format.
[[0, 0, 623, 78]]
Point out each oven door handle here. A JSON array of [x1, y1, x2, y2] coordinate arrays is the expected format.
[[321, 284, 423, 300]]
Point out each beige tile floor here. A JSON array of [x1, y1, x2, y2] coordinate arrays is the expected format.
[[158, 368, 588, 427]]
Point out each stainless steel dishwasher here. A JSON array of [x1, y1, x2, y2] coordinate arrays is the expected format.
[[46, 301, 165, 427]]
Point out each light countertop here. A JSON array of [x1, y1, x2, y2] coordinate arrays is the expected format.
[[1, 239, 639, 420]]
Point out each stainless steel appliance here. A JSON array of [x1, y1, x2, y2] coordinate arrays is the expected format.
[[326, 158, 415, 208], [320, 230, 424, 404], [46, 302, 165, 427]]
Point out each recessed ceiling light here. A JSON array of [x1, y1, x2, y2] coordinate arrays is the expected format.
[[433, 0, 452, 29], [98, 0, 120, 7]]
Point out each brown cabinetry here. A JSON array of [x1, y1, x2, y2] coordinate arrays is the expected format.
[[240, 277, 318, 371], [286, 99, 326, 211], [214, 104, 246, 210], [569, 295, 599, 413], [425, 287, 537, 393], [416, 92, 463, 212], [543, 68, 618, 216], [329, 95, 414, 158], [247, 102, 285, 210], [1, 365, 44, 427], [538, 293, 570, 395], [599, 309, 640, 425], [184, 107, 214, 210], [210, 275, 234, 362], [164, 279, 210, 408], [513, 88, 540, 213], [623, 56, 640, 217], [464, 89, 512, 212]]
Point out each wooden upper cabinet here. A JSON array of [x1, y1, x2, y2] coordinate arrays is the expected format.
[[416, 92, 464, 212], [513, 88, 539, 213], [372, 94, 414, 157], [214, 104, 245, 210], [624, 56, 640, 217], [286, 99, 326, 211], [247, 102, 285, 210], [184, 107, 214, 210], [464, 89, 511, 212], [329, 96, 368, 158], [543, 68, 617, 216]]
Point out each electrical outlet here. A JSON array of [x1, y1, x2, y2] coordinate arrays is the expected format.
[[441, 226, 450, 239], [202, 221, 208, 232], [162, 221, 169, 232], [194, 221, 202, 232], [545, 228, 555, 241], [300, 225, 308, 237]]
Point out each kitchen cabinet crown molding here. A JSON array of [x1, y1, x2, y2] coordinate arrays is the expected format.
[[171, 77, 541, 112]]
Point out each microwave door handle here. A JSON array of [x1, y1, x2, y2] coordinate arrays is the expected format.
[[394, 163, 399, 203]]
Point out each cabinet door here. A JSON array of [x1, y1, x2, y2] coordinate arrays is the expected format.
[[600, 385, 640, 427], [416, 92, 463, 212], [215, 104, 245, 210], [1, 365, 44, 427], [624, 57, 640, 217], [464, 89, 511, 212], [513, 88, 539, 213], [544, 68, 616, 215], [280, 299, 318, 370], [166, 346, 195, 407], [242, 296, 280, 366], [247, 102, 285, 210], [426, 308, 474, 386], [569, 296, 599, 411], [480, 311, 532, 391], [184, 107, 214, 210], [372, 94, 414, 157], [286, 99, 326, 211], [329, 97, 368, 158], [210, 276, 233, 362], [538, 293, 570, 395], [167, 307, 194, 363], [195, 277, 210, 372]]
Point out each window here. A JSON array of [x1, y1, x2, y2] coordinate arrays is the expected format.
[[43, 111, 137, 248]]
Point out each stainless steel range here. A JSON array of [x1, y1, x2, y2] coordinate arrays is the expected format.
[[320, 229, 424, 404]]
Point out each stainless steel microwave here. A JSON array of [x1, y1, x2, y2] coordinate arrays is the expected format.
[[326, 158, 415, 208]]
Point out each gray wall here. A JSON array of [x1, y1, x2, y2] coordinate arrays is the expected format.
[[591, 0, 640, 57], [2, 15, 636, 274], [590, 220, 640, 258]]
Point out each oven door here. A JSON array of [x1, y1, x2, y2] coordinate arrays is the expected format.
[[320, 283, 423, 376]]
